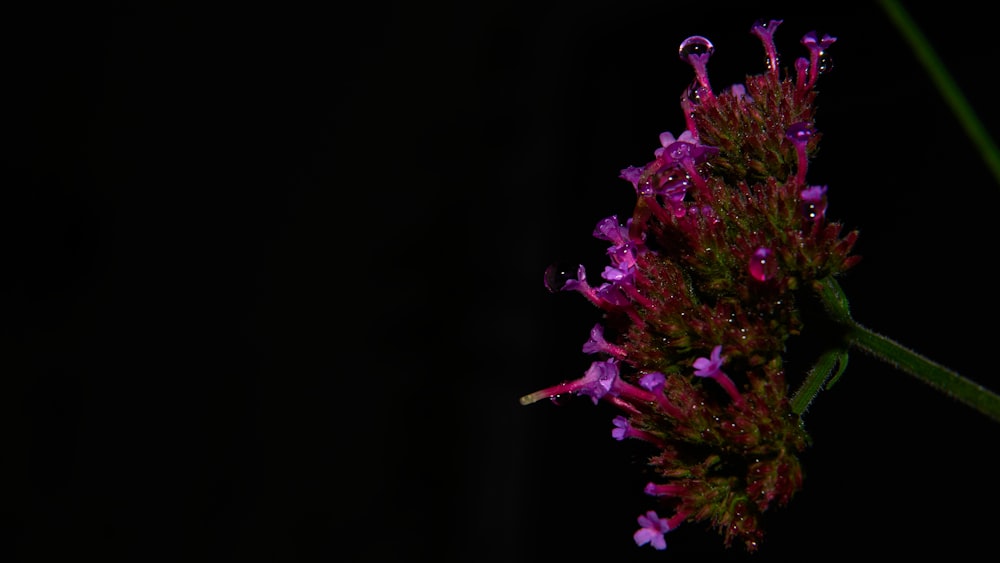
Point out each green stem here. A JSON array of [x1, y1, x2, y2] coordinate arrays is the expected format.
[[790, 346, 847, 416], [813, 277, 1000, 423], [877, 0, 1000, 188]]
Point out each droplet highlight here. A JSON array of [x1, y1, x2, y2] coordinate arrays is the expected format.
[[800, 185, 828, 221], [748, 247, 777, 281], [762, 53, 780, 72], [814, 52, 834, 75]]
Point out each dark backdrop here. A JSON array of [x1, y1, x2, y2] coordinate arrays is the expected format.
[[7, 2, 999, 562]]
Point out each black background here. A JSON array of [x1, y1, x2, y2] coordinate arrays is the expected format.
[[7, 2, 1000, 562]]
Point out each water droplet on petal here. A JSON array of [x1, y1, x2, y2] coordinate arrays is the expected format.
[[659, 170, 690, 201], [801, 200, 827, 221], [679, 35, 714, 63], [785, 122, 815, 144], [748, 247, 777, 281], [800, 185, 828, 220], [762, 53, 780, 72], [544, 263, 575, 292], [682, 80, 708, 106], [638, 178, 655, 197]]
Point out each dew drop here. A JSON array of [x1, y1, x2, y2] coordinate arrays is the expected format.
[[659, 170, 691, 201], [684, 79, 708, 106], [785, 122, 815, 144], [801, 200, 827, 221], [800, 185, 828, 220], [815, 52, 834, 75], [679, 35, 714, 63], [762, 53, 780, 72], [748, 247, 777, 282], [638, 178, 655, 197], [544, 263, 575, 292]]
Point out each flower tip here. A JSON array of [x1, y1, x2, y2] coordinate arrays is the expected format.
[[519, 392, 544, 406]]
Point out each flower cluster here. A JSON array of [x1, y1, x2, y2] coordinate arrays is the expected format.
[[521, 20, 858, 553]]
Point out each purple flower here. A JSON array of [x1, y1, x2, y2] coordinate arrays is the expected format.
[[582, 324, 608, 354], [801, 185, 827, 201], [693, 345, 745, 408], [639, 371, 666, 392], [619, 165, 643, 191], [582, 323, 627, 358], [644, 481, 686, 497], [693, 345, 725, 378], [638, 371, 686, 420], [729, 83, 752, 102], [593, 215, 628, 245], [594, 216, 640, 282], [611, 415, 630, 440], [576, 359, 620, 404], [634, 510, 671, 550], [654, 130, 695, 158], [558, 264, 630, 308], [678, 35, 716, 104], [601, 264, 629, 282], [801, 30, 837, 54], [593, 282, 630, 307], [603, 246, 637, 281], [800, 185, 829, 221], [800, 30, 836, 89], [520, 357, 659, 407], [785, 121, 815, 145], [611, 415, 669, 446], [750, 19, 783, 77], [654, 130, 718, 167]]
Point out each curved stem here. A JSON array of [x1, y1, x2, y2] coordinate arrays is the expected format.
[[790, 346, 847, 416], [813, 277, 1000, 423]]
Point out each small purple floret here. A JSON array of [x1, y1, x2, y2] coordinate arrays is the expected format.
[[634, 510, 671, 550]]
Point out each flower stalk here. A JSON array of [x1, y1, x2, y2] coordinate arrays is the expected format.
[[801, 276, 1000, 422]]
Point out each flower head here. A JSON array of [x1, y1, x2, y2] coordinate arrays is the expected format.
[[523, 18, 854, 553]]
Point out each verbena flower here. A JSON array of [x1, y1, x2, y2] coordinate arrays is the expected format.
[[633, 510, 673, 551], [693, 344, 745, 408], [521, 18, 861, 553]]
